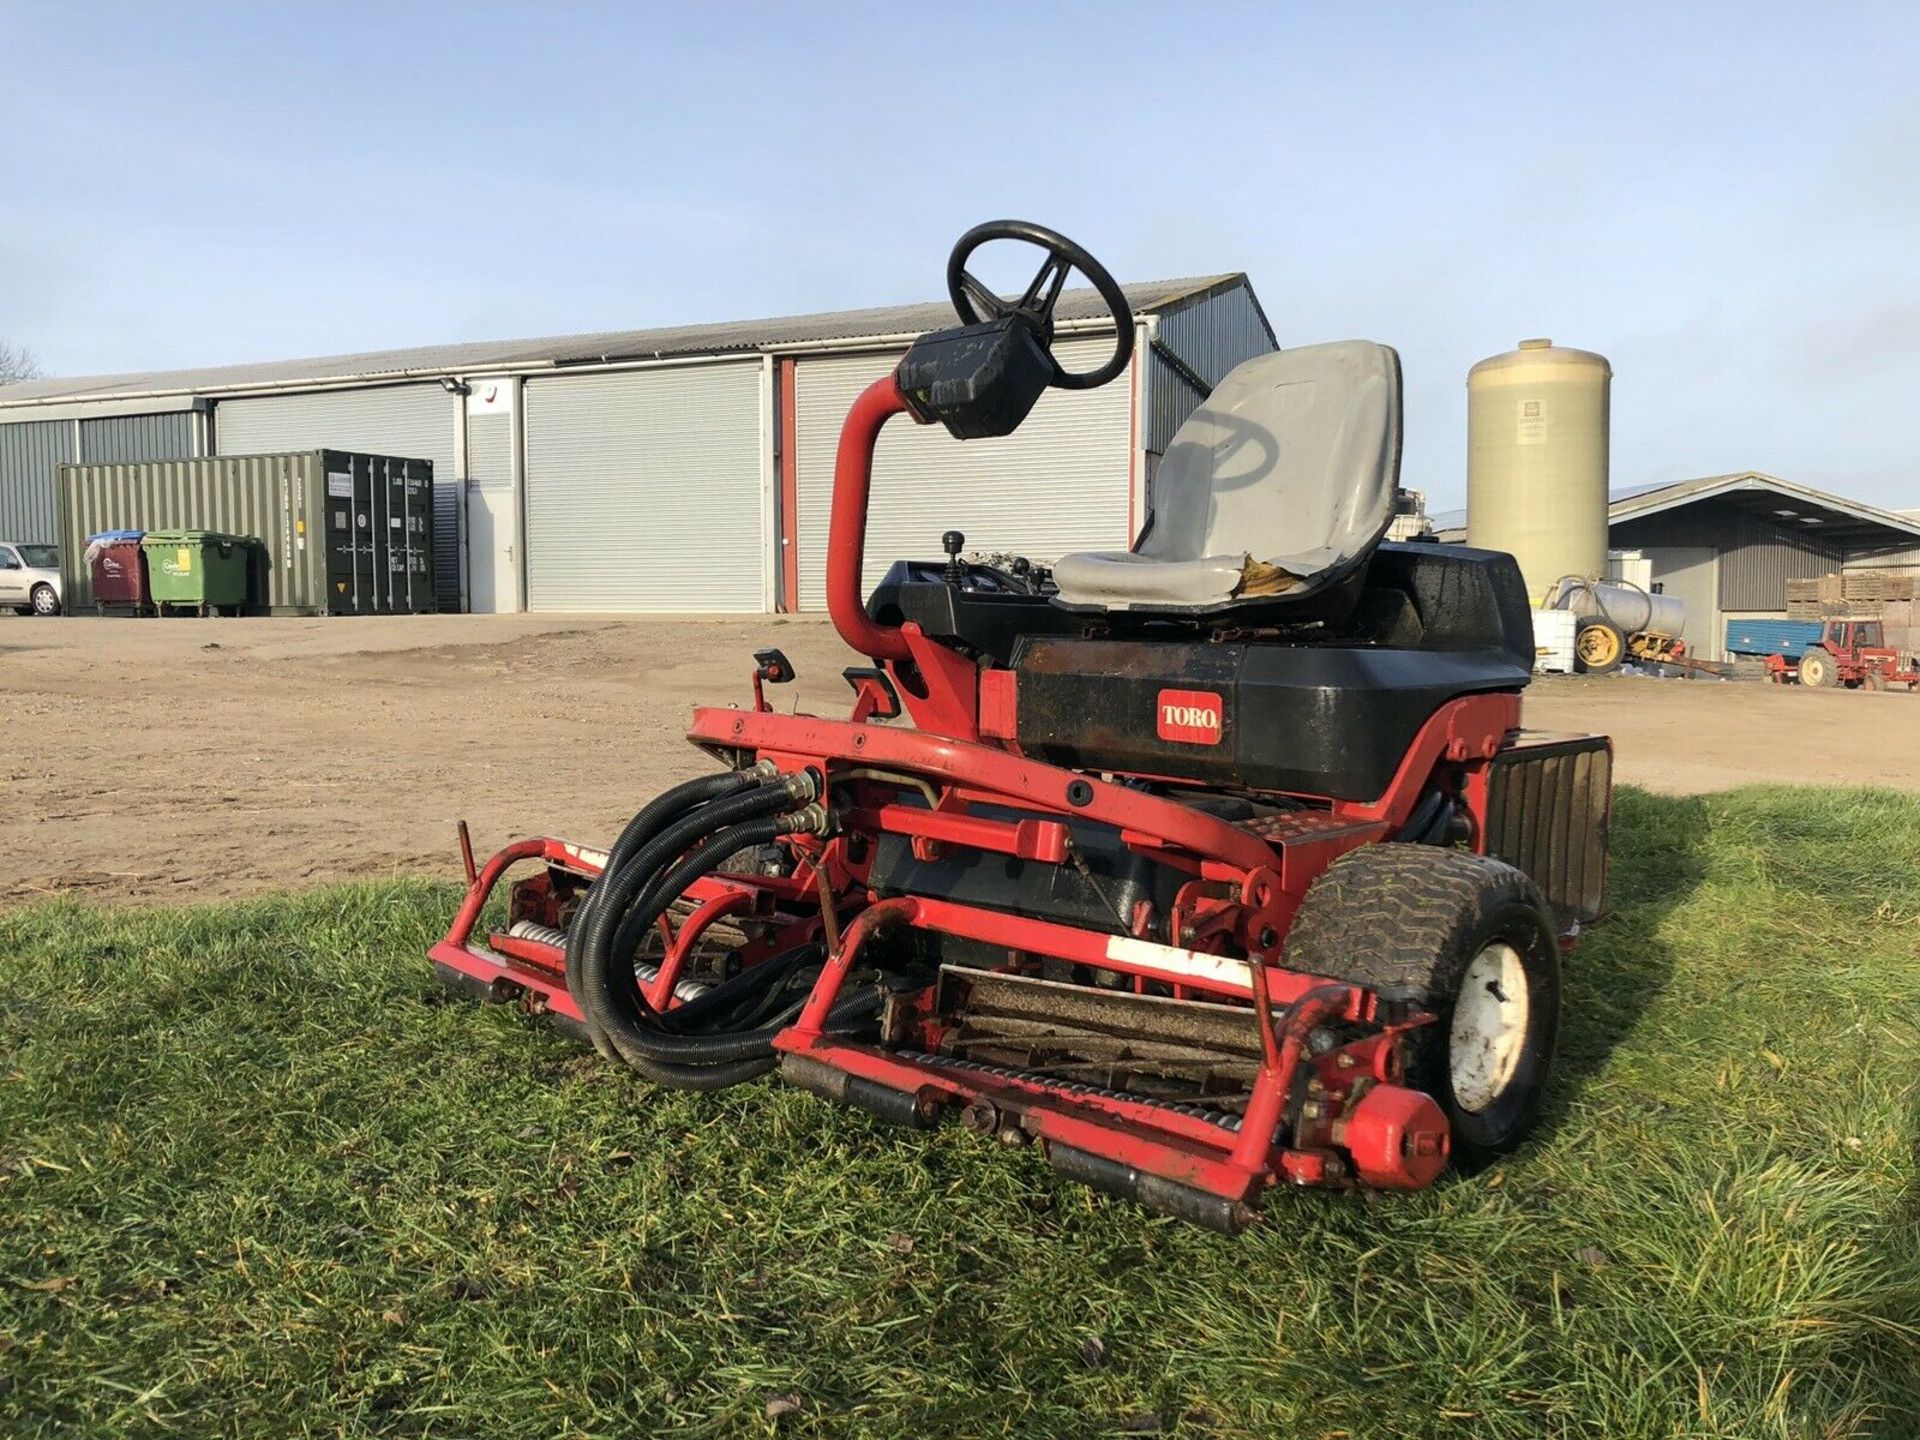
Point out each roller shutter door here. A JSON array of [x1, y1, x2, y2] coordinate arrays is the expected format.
[[215, 384, 457, 476], [791, 337, 1133, 612], [522, 363, 766, 612]]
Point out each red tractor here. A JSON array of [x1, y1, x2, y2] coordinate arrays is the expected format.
[[1767, 618, 1920, 691], [431, 222, 1612, 1231]]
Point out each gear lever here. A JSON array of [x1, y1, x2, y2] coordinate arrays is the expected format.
[[942, 530, 966, 586]]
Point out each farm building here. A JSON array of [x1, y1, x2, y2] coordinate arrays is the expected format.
[[0, 278, 1274, 614], [1437, 472, 1920, 660]]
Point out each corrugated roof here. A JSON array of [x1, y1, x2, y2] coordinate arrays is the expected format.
[[1431, 472, 1920, 545], [0, 276, 1241, 409]]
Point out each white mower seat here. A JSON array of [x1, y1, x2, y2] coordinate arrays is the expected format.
[[1052, 341, 1402, 611]]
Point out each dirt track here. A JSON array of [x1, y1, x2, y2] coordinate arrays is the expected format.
[[3, 613, 1916, 908]]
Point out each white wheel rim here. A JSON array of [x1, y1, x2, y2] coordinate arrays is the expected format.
[[1448, 941, 1530, 1113]]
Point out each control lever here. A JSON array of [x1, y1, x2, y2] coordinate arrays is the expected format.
[[942, 530, 966, 586], [751, 647, 795, 713]]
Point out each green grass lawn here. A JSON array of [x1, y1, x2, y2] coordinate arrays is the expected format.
[[2, 787, 1917, 1439]]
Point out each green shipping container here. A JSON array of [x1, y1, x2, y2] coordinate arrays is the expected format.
[[57, 451, 436, 616], [142, 530, 251, 614]]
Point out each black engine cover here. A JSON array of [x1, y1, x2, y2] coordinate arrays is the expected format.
[[1010, 637, 1530, 801]]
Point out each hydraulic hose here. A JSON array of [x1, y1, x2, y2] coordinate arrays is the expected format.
[[581, 811, 840, 1064], [568, 769, 808, 1056], [577, 808, 881, 1082], [596, 772, 818, 996], [563, 764, 773, 1002], [1398, 788, 1447, 844], [601, 765, 772, 889]]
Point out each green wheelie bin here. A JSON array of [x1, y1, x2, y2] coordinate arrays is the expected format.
[[141, 530, 250, 616]]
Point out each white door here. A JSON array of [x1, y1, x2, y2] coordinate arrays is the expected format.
[[790, 337, 1134, 611], [466, 482, 518, 613], [463, 408, 516, 614]]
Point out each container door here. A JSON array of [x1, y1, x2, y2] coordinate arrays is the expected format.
[[380, 458, 405, 612], [323, 460, 377, 614], [402, 465, 434, 612]]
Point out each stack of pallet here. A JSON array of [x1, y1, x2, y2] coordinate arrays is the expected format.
[[1785, 572, 1917, 618]]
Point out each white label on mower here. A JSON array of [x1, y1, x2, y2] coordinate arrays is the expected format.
[[561, 842, 610, 873], [1104, 936, 1253, 995]]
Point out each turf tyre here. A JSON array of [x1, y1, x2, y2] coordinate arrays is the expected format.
[[1284, 843, 1560, 1158]]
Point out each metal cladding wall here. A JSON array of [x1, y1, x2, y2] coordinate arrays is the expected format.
[[1145, 281, 1278, 461], [0, 420, 70, 542], [215, 384, 458, 478], [1612, 500, 1841, 610], [79, 412, 196, 465], [522, 362, 767, 612], [791, 336, 1133, 612]]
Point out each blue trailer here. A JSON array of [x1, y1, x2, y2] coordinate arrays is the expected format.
[[1724, 618, 1824, 657]]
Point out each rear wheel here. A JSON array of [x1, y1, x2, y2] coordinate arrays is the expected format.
[[1574, 619, 1625, 674], [1284, 844, 1561, 1157], [1798, 647, 1835, 688], [30, 584, 59, 617]]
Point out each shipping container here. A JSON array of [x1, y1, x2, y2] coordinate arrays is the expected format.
[[1723, 618, 1823, 657], [57, 451, 436, 616]]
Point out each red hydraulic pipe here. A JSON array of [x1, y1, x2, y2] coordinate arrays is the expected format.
[[645, 887, 754, 1010], [1228, 985, 1352, 1174], [827, 375, 916, 661], [789, 897, 920, 1035]]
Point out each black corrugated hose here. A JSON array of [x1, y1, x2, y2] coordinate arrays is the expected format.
[[568, 769, 881, 1088], [563, 764, 773, 1007]]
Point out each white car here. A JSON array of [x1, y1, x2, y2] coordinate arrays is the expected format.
[[0, 542, 63, 616]]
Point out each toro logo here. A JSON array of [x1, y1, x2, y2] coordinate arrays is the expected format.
[[1156, 688, 1224, 746]]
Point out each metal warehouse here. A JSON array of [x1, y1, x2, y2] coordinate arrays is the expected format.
[[0, 277, 1273, 614], [1440, 472, 1920, 659]]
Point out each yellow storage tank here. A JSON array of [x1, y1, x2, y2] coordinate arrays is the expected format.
[[1466, 338, 1611, 604]]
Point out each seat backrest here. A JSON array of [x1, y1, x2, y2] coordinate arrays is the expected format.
[[1141, 341, 1401, 586]]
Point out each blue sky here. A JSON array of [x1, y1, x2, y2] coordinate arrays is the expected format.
[[3, 2, 1916, 508]]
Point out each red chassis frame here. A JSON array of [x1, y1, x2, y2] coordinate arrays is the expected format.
[[432, 375, 1577, 1224]]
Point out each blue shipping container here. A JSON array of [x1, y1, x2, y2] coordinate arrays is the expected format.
[[1725, 619, 1824, 656]]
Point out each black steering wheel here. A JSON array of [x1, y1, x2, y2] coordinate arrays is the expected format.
[[946, 220, 1135, 391]]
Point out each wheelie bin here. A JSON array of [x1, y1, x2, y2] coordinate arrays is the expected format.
[[85, 530, 153, 615], [140, 530, 250, 616]]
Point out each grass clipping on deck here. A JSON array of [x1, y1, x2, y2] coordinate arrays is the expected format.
[[2, 786, 1918, 1439]]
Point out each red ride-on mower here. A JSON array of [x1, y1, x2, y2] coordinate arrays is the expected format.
[[431, 221, 1613, 1231]]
